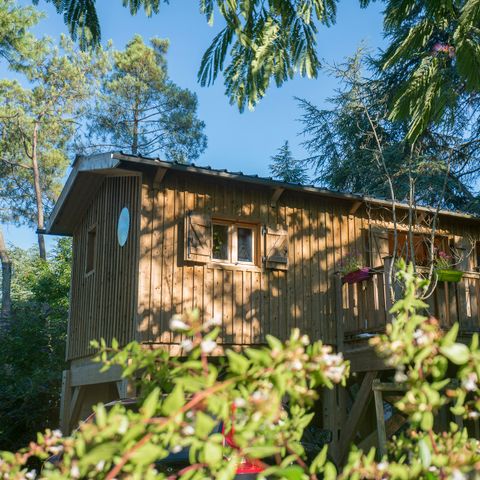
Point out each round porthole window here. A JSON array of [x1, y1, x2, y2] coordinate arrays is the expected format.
[[117, 207, 130, 247]]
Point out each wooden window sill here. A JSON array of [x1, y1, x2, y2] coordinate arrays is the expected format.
[[206, 262, 262, 273]]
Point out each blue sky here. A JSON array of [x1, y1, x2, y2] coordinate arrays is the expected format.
[[6, 0, 386, 250]]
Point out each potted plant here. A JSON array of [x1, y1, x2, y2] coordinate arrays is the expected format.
[[339, 254, 372, 285], [435, 250, 464, 282]]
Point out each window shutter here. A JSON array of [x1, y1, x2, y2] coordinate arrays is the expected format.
[[265, 227, 289, 270], [185, 212, 211, 263], [368, 226, 390, 268]]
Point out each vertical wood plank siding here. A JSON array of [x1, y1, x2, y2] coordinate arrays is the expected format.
[[137, 171, 368, 347], [68, 176, 140, 360], [68, 169, 480, 359]]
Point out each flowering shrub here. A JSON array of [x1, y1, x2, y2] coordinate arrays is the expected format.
[[0, 309, 348, 479], [338, 254, 364, 276], [435, 250, 453, 269], [2, 262, 480, 479]]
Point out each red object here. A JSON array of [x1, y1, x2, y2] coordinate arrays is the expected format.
[[342, 267, 372, 284], [222, 406, 265, 475]]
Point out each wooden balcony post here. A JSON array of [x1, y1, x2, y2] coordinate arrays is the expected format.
[[335, 272, 344, 351], [383, 256, 394, 321]]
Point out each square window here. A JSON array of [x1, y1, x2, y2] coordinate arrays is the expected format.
[[212, 224, 229, 261], [237, 227, 253, 262]]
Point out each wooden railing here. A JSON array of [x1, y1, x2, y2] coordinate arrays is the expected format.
[[340, 258, 480, 339]]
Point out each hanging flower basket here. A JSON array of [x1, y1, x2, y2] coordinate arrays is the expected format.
[[436, 269, 464, 283], [342, 267, 373, 285]]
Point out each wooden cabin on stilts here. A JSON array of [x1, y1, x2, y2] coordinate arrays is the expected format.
[[46, 152, 480, 463]]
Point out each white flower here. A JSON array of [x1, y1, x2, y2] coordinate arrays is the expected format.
[[462, 372, 478, 392], [172, 445, 183, 453], [95, 460, 105, 472], [394, 370, 408, 383], [70, 464, 80, 479], [234, 397, 247, 408], [180, 339, 194, 352], [301, 335, 310, 346], [468, 411, 480, 419], [290, 359, 303, 371], [25, 471, 37, 480], [49, 445, 64, 456], [377, 462, 388, 472], [51, 429, 63, 438], [182, 425, 195, 436], [413, 329, 428, 346], [452, 470, 466, 480], [326, 365, 346, 383], [118, 417, 129, 434], [251, 390, 269, 403], [205, 315, 222, 328], [169, 315, 190, 332], [323, 352, 343, 367], [200, 339, 217, 354]]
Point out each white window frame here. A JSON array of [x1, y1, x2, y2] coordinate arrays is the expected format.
[[211, 220, 257, 266]]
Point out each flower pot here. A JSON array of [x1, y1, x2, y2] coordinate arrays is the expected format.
[[436, 269, 463, 283], [342, 267, 372, 285]]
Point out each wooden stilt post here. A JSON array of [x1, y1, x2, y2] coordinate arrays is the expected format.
[[373, 379, 387, 458], [59, 370, 72, 434]]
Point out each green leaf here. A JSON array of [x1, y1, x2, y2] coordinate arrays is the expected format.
[[270, 465, 306, 479], [323, 462, 337, 480], [80, 442, 121, 468], [440, 343, 470, 365], [243, 445, 280, 458], [442, 323, 459, 347], [420, 411, 434, 431], [309, 445, 328, 473], [129, 443, 166, 466], [226, 350, 250, 374], [162, 385, 184, 416], [195, 411, 217, 438], [141, 387, 160, 419], [418, 438, 431, 468], [203, 440, 223, 466]]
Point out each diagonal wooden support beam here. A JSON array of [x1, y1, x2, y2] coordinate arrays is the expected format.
[[270, 187, 285, 207], [337, 370, 377, 464], [153, 167, 168, 186]]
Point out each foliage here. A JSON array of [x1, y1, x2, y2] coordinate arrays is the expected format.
[[337, 253, 364, 276], [269, 141, 309, 184], [297, 52, 480, 214], [0, 0, 42, 68], [3, 263, 480, 478], [0, 31, 107, 257], [0, 311, 349, 479], [359, 261, 480, 479], [82, 35, 207, 163], [0, 239, 71, 451], [34, 0, 480, 140], [435, 250, 453, 270], [379, 0, 480, 142]]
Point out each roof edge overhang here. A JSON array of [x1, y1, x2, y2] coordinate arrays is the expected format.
[[46, 151, 480, 236]]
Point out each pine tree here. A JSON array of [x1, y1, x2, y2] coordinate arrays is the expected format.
[[38, 0, 480, 135], [0, 35, 107, 259], [269, 141, 309, 184], [83, 35, 207, 163], [297, 52, 480, 213]]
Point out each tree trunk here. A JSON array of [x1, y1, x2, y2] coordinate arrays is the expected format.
[[32, 120, 46, 260], [132, 103, 139, 155], [0, 228, 12, 328]]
